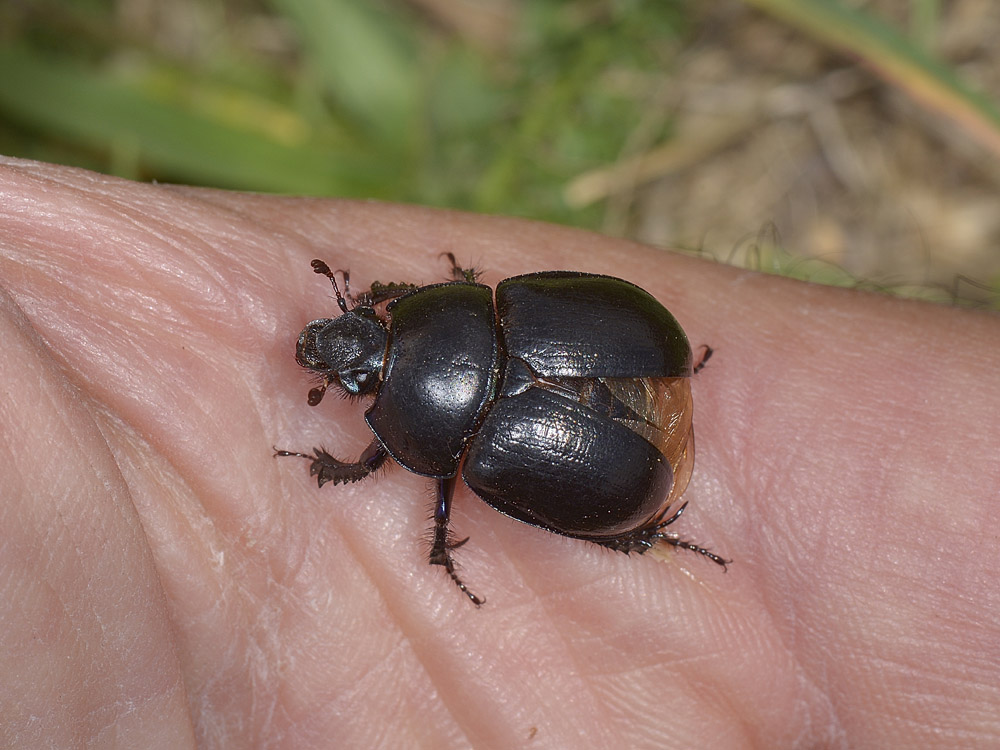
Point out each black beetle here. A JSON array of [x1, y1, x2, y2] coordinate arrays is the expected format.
[[277, 256, 727, 605]]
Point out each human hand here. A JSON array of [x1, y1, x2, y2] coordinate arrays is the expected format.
[[2, 158, 997, 748]]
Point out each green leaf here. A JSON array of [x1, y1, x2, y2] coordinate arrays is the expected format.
[[269, 0, 420, 145], [0, 45, 392, 196]]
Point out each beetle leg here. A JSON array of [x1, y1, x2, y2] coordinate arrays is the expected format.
[[657, 536, 730, 569], [441, 252, 480, 283], [273, 439, 388, 487], [429, 476, 484, 606], [366, 281, 419, 306], [593, 502, 730, 569], [693, 345, 714, 374]]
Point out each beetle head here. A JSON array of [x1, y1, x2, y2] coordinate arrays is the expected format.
[[296, 307, 388, 403]]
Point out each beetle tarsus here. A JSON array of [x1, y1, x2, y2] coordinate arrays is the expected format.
[[434, 554, 485, 607], [656, 536, 730, 569], [274, 440, 387, 487], [593, 501, 730, 569]]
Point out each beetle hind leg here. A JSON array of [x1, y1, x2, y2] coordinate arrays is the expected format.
[[428, 476, 484, 606], [274, 439, 387, 487], [657, 536, 730, 569], [594, 502, 730, 569]]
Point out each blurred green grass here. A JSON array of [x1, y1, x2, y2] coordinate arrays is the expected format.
[[0, 0, 689, 228], [1, 0, 998, 303]]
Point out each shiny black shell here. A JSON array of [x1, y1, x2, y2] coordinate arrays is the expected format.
[[363, 272, 694, 540], [281, 261, 725, 605]]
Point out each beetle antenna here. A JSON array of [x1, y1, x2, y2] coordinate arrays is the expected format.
[[311, 258, 350, 313]]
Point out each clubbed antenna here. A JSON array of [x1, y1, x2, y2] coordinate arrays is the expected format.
[[311, 259, 349, 313]]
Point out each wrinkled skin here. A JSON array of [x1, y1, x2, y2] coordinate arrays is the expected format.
[[1, 157, 999, 749]]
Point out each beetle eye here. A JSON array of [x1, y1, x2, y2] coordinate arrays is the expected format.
[[336, 368, 379, 396]]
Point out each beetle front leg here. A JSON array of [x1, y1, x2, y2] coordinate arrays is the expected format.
[[429, 476, 484, 606], [274, 439, 388, 487]]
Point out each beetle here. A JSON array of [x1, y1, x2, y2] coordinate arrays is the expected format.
[[277, 255, 727, 605]]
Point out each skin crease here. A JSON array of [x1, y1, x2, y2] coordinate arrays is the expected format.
[[0, 157, 998, 750]]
